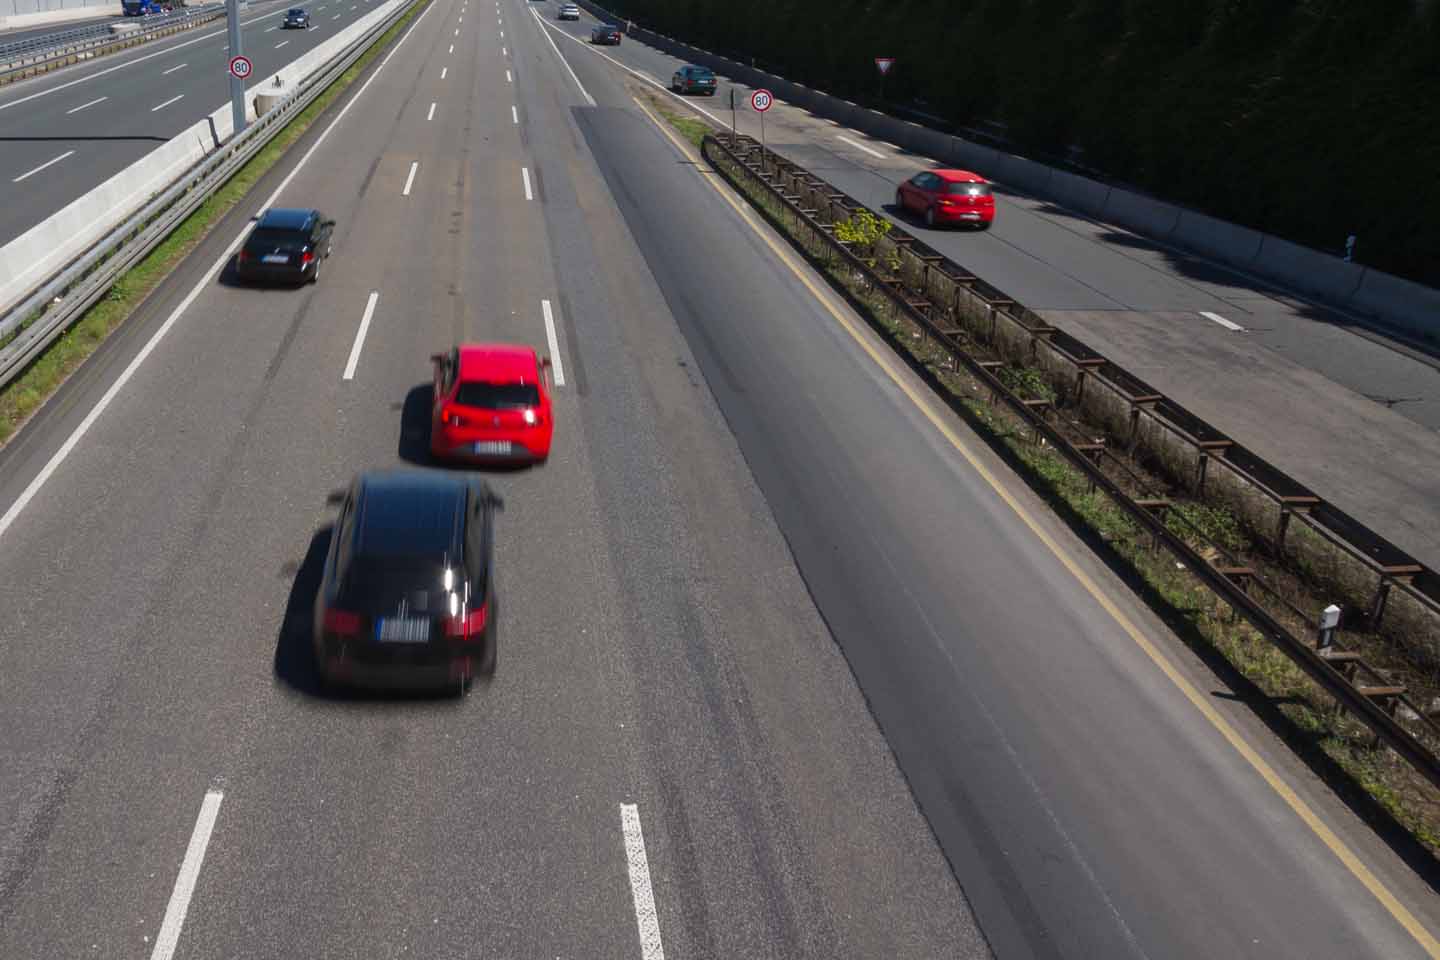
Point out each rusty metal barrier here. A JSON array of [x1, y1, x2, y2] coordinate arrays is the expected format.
[[700, 131, 1440, 791]]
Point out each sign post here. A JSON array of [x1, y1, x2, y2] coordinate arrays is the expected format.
[[225, 0, 248, 137], [751, 88, 772, 171], [728, 87, 738, 149], [874, 56, 895, 104]]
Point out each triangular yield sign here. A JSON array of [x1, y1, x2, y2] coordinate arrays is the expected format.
[[875, 57, 895, 75]]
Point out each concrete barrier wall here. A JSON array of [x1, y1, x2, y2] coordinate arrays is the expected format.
[[0, 1, 118, 30], [0, 0, 404, 315], [1350, 271, 1440, 343], [1253, 235, 1367, 303], [1170, 210, 1266, 269], [1048, 169, 1111, 219]]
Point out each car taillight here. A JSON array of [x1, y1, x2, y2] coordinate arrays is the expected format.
[[443, 406, 466, 427], [323, 609, 360, 637], [444, 604, 487, 641], [301, 251, 314, 264], [238, 249, 249, 262]]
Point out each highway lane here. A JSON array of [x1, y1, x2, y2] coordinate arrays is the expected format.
[[531, 0, 1440, 579], [0, 0, 983, 955], [0, 0, 377, 246]]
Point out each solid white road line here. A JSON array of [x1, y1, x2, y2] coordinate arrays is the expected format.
[[427, 101, 436, 120], [1201, 311, 1246, 332], [505, 68, 511, 82], [511, 104, 517, 123], [162, 62, 188, 75], [441, 66, 448, 79], [65, 95, 107, 114], [148, 790, 223, 960], [836, 134, 885, 159], [402, 160, 418, 196], [151, 93, 184, 112], [620, 804, 665, 960], [0, 7, 288, 113], [343, 292, 379, 379], [275, 39, 289, 48], [521, 165, 532, 200], [541, 299, 566, 386], [526, 10, 596, 108], [0, 0, 435, 544], [12, 149, 75, 183]]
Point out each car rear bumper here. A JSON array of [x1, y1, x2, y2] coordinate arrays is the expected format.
[[237, 261, 313, 283], [935, 207, 995, 224], [433, 427, 550, 462]]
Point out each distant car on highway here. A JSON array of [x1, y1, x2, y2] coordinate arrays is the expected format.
[[313, 470, 501, 692], [558, 3, 579, 20], [430, 344, 554, 464], [671, 65, 716, 96], [236, 208, 334, 285], [894, 169, 995, 230], [282, 7, 311, 28], [590, 22, 621, 44]]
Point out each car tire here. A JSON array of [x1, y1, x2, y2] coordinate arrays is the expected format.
[[477, 595, 498, 677], [924, 206, 936, 228], [310, 258, 320, 284], [895, 188, 905, 213], [977, 220, 993, 231]]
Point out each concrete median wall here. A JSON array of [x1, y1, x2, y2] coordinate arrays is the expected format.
[[0, 1, 119, 31], [0, 0, 405, 315], [575, 0, 1440, 344]]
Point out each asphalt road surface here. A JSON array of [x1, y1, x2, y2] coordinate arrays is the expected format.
[[2, 0, 1440, 957], [0, 0, 365, 245]]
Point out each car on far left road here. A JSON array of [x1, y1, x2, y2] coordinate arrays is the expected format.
[[894, 169, 996, 230], [236, 208, 334, 285], [558, 3, 579, 20], [282, 7, 311, 28], [590, 21, 621, 44], [671, 65, 717, 96]]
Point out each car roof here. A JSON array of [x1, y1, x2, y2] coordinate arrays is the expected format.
[[352, 470, 469, 560], [456, 343, 539, 382], [933, 169, 987, 183], [257, 207, 317, 230]]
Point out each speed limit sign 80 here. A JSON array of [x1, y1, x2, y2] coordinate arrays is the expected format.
[[750, 89, 773, 112], [228, 55, 252, 80]]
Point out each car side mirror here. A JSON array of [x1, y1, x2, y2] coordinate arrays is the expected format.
[[323, 219, 336, 228], [325, 489, 347, 506], [430, 352, 446, 365]]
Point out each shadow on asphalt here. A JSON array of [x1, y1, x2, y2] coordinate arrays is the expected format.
[[396, 383, 539, 475]]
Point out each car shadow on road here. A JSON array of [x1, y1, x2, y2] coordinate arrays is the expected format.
[[272, 525, 466, 706], [397, 383, 538, 475]]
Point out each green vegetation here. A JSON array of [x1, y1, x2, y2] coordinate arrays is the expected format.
[[608, 0, 1440, 287], [0, 0, 430, 445]]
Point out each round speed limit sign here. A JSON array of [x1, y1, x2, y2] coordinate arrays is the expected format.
[[750, 89, 773, 112], [228, 55, 253, 80]]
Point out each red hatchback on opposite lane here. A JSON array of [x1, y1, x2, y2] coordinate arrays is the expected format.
[[430, 344, 554, 465], [895, 169, 996, 229]]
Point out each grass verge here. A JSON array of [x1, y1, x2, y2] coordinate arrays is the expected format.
[[647, 92, 1440, 859], [0, 0, 430, 447]]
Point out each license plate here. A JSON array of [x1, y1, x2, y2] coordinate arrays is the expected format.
[[376, 617, 430, 644], [473, 440, 512, 455], [261, 254, 289, 264]]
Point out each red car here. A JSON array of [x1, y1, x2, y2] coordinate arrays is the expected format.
[[895, 169, 995, 229], [430, 344, 554, 464]]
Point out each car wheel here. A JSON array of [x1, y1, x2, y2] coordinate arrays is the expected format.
[[924, 206, 936, 228], [977, 220, 993, 231], [309, 258, 320, 284], [895, 188, 905, 213], [477, 595, 498, 677]]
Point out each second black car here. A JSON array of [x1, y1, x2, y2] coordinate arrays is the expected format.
[[236, 207, 334, 285]]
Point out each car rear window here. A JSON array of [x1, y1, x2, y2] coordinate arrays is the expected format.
[[247, 227, 306, 248], [455, 381, 540, 409], [341, 557, 464, 613], [947, 182, 992, 197]]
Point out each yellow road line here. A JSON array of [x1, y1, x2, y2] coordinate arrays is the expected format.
[[631, 95, 1440, 958]]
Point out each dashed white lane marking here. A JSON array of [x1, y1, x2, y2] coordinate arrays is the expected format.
[[836, 134, 885, 158], [332, 12, 341, 19], [402, 160, 419, 196], [447, 42, 453, 52], [147, 790, 223, 960], [511, 104, 517, 123], [501, 45, 506, 56], [521, 165, 532, 200], [162, 62, 188, 74], [1201, 310, 1246, 331], [343, 292, 380, 380], [0, 0, 435, 544], [541, 299, 566, 386], [528, 10, 635, 112], [265, 24, 277, 30], [620, 804, 665, 960], [505, 68, 512, 82], [441, 66, 448, 78], [12, 149, 75, 183], [66, 95, 107, 114], [427, 101, 436, 120], [458, 14, 462, 21], [275, 39, 289, 47], [454, 26, 459, 34], [151, 93, 184, 112]]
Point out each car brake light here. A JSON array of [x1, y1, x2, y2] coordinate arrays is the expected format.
[[444, 603, 487, 640], [238, 249, 249, 262], [301, 251, 314, 264], [323, 609, 360, 636]]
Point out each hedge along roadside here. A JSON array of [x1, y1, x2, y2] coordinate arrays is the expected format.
[[677, 120, 1440, 849], [0, 0, 432, 445]]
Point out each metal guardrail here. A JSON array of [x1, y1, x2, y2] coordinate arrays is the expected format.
[[0, 5, 225, 84], [0, 0, 419, 387], [701, 131, 1440, 792]]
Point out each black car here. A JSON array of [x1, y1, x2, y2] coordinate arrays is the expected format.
[[236, 207, 333, 285], [590, 22, 621, 44], [314, 471, 501, 693], [282, 6, 309, 27], [672, 65, 716, 96]]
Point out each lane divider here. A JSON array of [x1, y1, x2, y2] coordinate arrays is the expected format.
[[343, 291, 379, 380], [521, 165, 532, 200], [541, 299, 565, 386], [147, 790, 223, 960], [12, 149, 74, 183], [620, 804, 665, 960], [402, 160, 418, 196]]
